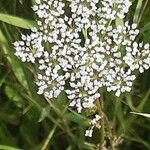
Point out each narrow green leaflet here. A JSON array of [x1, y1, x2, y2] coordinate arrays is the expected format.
[[130, 112, 150, 118], [140, 22, 150, 33], [4, 85, 25, 108], [65, 109, 89, 126], [40, 124, 57, 150], [0, 13, 36, 29], [0, 30, 29, 90], [0, 145, 22, 150], [133, 0, 143, 23], [38, 106, 50, 122]]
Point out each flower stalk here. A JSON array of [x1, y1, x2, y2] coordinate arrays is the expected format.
[[96, 98, 105, 150]]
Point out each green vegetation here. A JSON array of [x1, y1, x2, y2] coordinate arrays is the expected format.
[[0, 0, 150, 150]]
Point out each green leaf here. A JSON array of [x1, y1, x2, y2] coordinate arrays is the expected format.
[[133, 0, 143, 23], [0, 145, 22, 150], [0, 30, 29, 90], [137, 90, 150, 111], [0, 123, 18, 145], [140, 22, 150, 33], [0, 67, 9, 87], [125, 94, 139, 112], [65, 110, 89, 126], [130, 112, 150, 118], [40, 124, 57, 150], [38, 106, 50, 122], [0, 109, 20, 125], [4, 85, 25, 108], [0, 13, 36, 29], [125, 134, 150, 149]]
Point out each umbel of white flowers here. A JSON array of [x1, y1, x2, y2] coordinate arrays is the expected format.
[[14, 0, 150, 125]]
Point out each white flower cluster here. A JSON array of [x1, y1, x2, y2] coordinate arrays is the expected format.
[[14, 0, 150, 114], [85, 114, 101, 137], [100, 0, 132, 19]]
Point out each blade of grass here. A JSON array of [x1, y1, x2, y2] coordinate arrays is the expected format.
[[133, 0, 143, 24], [0, 13, 36, 29], [124, 90, 150, 131], [125, 135, 150, 150], [0, 145, 22, 150], [130, 112, 150, 118], [137, 0, 149, 25], [140, 22, 150, 33], [40, 124, 57, 150], [0, 30, 29, 90], [137, 90, 150, 110]]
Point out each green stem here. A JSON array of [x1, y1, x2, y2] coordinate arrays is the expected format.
[[137, 0, 149, 25], [96, 98, 104, 150], [41, 124, 57, 150], [104, 114, 115, 150], [13, 0, 16, 15]]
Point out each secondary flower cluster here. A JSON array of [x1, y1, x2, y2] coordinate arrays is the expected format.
[[14, 0, 150, 115], [85, 114, 101, 137]]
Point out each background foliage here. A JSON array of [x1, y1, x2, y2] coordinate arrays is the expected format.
[[0, 0, 150, 150]]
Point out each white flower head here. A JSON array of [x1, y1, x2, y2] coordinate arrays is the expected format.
[[14, 0, 150, 114]]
